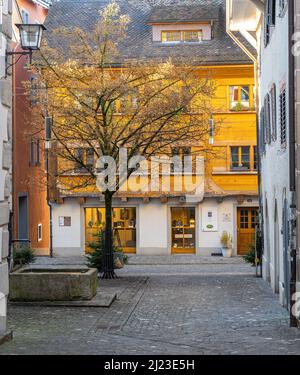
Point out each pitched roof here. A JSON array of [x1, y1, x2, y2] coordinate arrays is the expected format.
[[44, 0, 253, 66], [146, 5, 219, 24]]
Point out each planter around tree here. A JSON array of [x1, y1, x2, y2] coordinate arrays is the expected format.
[[222, 247, 233, 258]]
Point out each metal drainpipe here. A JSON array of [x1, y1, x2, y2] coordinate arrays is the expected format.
[[288, 0, 298, 328], [46, 147, 53, 258]]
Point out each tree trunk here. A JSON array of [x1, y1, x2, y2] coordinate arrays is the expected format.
[[102, 191, 116, 279]]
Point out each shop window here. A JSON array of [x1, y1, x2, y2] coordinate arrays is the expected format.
[[171, 207, 195, 253], [85, 208, 136, 253]]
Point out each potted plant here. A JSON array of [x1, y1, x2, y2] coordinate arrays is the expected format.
[[86, 231, 128, 273], [220, 231, 233, 257]]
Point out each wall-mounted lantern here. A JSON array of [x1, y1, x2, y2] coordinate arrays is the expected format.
[[5, 23, 46, 76]]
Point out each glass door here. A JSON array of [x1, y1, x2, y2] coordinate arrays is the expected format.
[[171, 207, 196, 254]]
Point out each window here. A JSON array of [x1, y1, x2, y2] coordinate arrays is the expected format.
[[30, 77, 38, 106], [171, 207, 196, 250], [260, 108, 266, 154], [74, 148, 96, 172], [264, 93, 271, 144], [74, 148, 85, 170], [253, 146, 258, 170], [30, 139, 35, 166], [280, 88, 287, 147], [230, 146, 251, 171], [270, 84, 277, 141], [29, 139, 41, 166], [38, 224, 42, 242], [86, 148, 94, 169], [162, 30, 202, 44], [0, 2, 3, 26], [162, 31, 181, 43], [279, 0, 287, 16], [118, 93, 138, 113], [36, 139, 40, 164], [171, 147, 192, 173], [182, 30, 202, 43], [85, 208, 136, 252], [264, 0, 276, 46], [229, 86, 250, 111], [21, 9, 29, 23]]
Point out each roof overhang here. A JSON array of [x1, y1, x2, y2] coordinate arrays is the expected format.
[[227, 0, 262, 33], [226, 0, 263, 61], [31, 0, 52, 9]]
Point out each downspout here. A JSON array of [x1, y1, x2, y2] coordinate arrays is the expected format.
[[288, 0, 298, 328], [46, 161, 53, 259]]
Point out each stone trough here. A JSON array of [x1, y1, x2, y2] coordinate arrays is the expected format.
[[9, 266, 98, 302]]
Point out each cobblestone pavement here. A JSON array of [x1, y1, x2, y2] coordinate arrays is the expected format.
[[1, 260, 300, 355]]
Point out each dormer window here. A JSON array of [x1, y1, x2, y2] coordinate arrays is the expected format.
[[161, 29, 202, 44]]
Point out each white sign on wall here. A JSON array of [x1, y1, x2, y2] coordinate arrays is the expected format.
[[202, 207, 218, 232]]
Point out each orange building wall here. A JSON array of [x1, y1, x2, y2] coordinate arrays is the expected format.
[[13, 0, 49, 255]]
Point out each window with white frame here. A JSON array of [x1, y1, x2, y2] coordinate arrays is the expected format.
[[38, 224, 42, 242], [161, 30, 202, 44]]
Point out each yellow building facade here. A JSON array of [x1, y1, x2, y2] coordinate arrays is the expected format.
[[47, 1, 258, 257]]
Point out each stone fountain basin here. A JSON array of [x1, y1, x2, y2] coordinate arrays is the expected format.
[[9, 266, 98, 302]]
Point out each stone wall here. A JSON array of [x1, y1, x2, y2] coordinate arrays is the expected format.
[[0, 0, 12, 340]]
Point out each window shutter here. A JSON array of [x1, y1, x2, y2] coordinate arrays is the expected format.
[[264, 0, 270, 46], [270, 0, 276, 26], [264, 94, 271, 145], [260, 108, 265, 154], [270, 84, 277, 141], [280, 89, 287, 147]]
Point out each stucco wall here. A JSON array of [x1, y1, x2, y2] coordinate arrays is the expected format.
[[52, 200, 83, 257], [52, 196, 258, 257], [138, 202, 168, 255], [0, 0, 12, 337], [259, 7, 290, 306]]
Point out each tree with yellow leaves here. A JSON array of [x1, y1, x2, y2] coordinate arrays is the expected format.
[[30, 1, 216, 278]]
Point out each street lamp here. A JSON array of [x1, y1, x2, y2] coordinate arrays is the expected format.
[[5, 23, 46, 76], [16, 24, 46, 51]]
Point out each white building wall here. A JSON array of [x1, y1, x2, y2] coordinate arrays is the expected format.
[[52, 196, 258, 257], [138, 202, 168, 255], [198, 199, 234, 255], [0, 0, 12, 340], [259, 6, 290, 305], [52, 200, 83, 257]]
